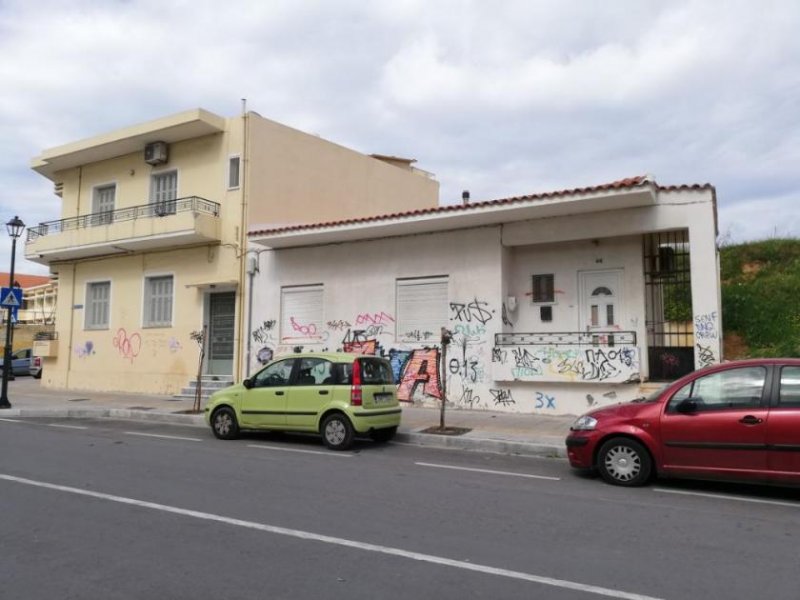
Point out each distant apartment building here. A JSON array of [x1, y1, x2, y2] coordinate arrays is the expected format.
[[0, 273, 55, 325], [27, 108, 438, 394]]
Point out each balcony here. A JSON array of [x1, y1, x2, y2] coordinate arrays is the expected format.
[[25, 196, 221, 264]]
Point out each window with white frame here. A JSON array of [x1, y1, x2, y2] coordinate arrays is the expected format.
[[280, 285, 323, 342], [228, 156, 240, 189], [144, 275, 173, 327], [92, 184, 116, 226], [396, 276, 448, 343], [85, 281, 110, 329], [151, 171, 177, 215]]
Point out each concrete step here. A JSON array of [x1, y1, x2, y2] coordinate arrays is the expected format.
[[174, 375, 236, 401]]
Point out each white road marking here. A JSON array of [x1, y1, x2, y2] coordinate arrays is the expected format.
[[654, 487, 800, 509], [0, 418, 23, 423], [415, 462, 561, 481], [0, 473, 662, 600], [123, 431, 202, 442], [248, 444, 353, 457], [47, 424, 89, 430]]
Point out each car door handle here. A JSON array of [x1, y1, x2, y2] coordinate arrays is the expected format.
[[318, 390, 329, 395], [275, 391, 284, 396], [739, 415, 763, 425]]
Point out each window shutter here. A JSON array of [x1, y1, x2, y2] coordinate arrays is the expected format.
[[396, 277, 448, 342], [280, 285, 323, 341]]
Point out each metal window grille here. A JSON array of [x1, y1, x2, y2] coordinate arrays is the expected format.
[[643, 230, 694, 380], [532, 274, 554, 303]]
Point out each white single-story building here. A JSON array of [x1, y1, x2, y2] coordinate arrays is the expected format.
[[245, 175, 722, 415]]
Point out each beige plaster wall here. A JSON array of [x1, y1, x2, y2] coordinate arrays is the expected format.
[[40, 245, 241, 394], [246, 114, 439, 228]]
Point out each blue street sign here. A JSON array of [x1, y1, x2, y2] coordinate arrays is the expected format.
[[0, 287, 22, 310]]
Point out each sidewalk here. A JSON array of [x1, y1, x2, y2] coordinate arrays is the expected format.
[[1, 378, 574, 458]]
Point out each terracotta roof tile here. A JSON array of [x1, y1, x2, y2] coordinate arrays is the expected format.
[[0, 273, 51, 289]]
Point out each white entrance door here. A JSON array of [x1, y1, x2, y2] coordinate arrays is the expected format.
[[579, 269, 623, 331]]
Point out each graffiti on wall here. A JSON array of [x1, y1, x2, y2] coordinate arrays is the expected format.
[[492, 344, 640, 383], [693, 311, 720, 368], [489, 388, 515, 406], [694, 312, 718, 339], [396, 348, 442, 402], [113, 328, 141, 363], [74, 341, 95, 358], [696, 344, 715, 368], [449, 298, 493, 324], [252, 320, 277, 344]]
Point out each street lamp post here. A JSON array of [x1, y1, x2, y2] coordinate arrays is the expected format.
[[0, 216, 25, 409]]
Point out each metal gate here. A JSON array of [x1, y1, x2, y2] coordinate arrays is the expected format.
[[207, 292, 235, 375], [643, 230, 694, 380]]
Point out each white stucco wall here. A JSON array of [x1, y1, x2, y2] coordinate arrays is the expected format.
[[247, 185, 721, 416]]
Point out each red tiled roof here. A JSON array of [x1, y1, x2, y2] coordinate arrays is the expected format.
[[249, 175, 660, 238], [0, 273, 52, 289], [249, 176, 715, 238]]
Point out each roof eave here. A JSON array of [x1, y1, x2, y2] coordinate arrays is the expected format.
[[250, 185, 657, 249], [31, 108, 227, 180]]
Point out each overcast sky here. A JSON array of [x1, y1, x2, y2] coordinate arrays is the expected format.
[[2, 0, 798, 275]]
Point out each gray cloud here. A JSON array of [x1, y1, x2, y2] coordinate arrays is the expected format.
[[1, 0, 798, 274]]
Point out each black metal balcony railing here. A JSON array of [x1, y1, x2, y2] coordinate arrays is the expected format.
[[495, 331, 637, 346], [26, 196, 220, 242]]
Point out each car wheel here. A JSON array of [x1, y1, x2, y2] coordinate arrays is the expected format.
[[597, 437, 652, 487], [34, 371, 42, 380], [321, 413, 354, 451], [211, 407, 239, 440], [369, 426, 397, 443]]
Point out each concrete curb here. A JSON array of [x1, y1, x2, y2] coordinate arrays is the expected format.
[[2, 408, 566, 459], [395, 431, 566, 459], [4, 407, 206, 426]]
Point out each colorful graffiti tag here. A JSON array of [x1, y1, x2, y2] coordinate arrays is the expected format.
[[492, 344, 640, 383]]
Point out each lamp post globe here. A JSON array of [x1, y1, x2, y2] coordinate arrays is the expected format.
[[0, 215, 25, 409]]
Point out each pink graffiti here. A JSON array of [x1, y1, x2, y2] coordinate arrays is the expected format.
[[113, 328, 141, 363], [396, 348, 442, 402], [342, 340, 378, 355], [355, 311, 395, 326], [289, 317, 317, 336]]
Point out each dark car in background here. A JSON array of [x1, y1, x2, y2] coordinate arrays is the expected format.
[[566, 359, 800, 487], [0, 348, 43, 378]]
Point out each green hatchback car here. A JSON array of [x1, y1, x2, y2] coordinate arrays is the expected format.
[[205, 352, 401, 450]]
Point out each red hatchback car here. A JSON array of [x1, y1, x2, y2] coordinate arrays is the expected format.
[[566, 359, 800, 486]]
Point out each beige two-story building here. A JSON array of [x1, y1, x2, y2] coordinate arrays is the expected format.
[[27, 108, 438, 394]]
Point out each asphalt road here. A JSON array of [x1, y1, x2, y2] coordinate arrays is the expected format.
[[1, 417, 799, 600]]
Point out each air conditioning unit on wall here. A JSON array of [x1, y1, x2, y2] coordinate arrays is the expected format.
[[144, 141, 169, 165]]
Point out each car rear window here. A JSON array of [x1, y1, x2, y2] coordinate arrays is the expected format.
[[359, 358, 394, 385]]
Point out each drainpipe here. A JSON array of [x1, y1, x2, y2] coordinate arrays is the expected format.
[[234, 100, 249, 380], [245, 255, 258, 377], [65, 166, 83, 389]]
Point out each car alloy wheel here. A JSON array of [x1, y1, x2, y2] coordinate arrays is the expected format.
[[212, 407, 239, 440], [321, 413, 354, 451], [597, 438, 652, 487]]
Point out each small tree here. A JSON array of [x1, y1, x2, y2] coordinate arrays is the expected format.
[[439, 327, 452, 430], [190, 326, 207, 413]]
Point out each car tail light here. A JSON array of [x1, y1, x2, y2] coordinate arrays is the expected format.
[[350, 359, 362, 406], [33, 357, 41, 368]]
